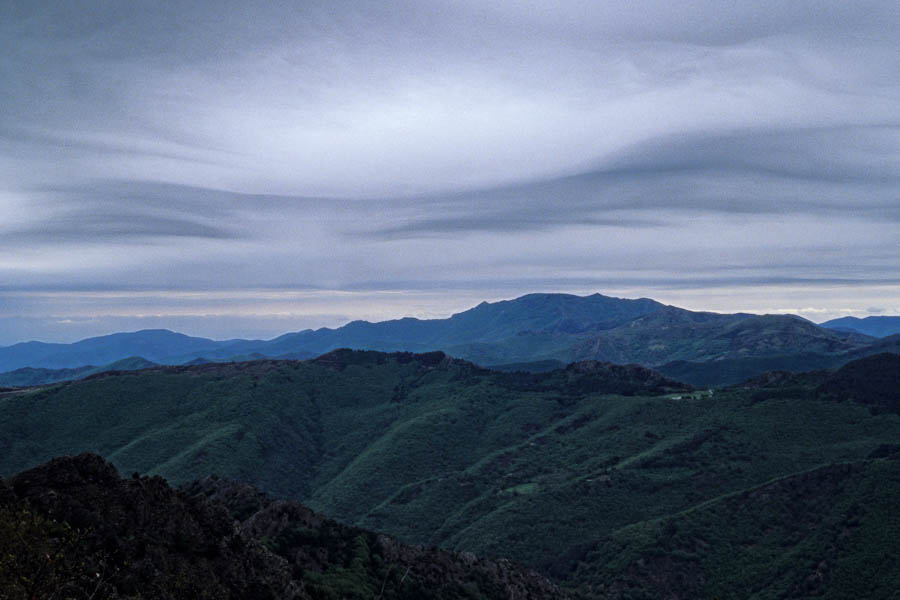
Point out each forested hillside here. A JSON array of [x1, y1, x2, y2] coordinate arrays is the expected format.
[[2, 351, 900, 597]]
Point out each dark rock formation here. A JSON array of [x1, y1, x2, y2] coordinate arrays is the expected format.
[[1, 454, 568, 600]]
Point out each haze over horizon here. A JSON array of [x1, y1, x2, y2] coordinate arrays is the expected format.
[[3, 1, 898, 345]]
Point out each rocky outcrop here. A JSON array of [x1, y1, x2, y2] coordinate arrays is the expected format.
[[1, 454, 568, 600]]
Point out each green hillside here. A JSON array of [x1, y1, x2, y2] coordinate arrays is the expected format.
[[570, 458, 900, 599], [2, 351, 899, 597], [656, 334, 900, 387]]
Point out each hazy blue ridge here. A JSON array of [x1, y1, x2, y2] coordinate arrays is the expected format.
[[0, 356, 158, 387], [822, 316, 900, 338], [0, 330, 239, 372], [0, 293, 886, 382], [0, 293, 663, 371]]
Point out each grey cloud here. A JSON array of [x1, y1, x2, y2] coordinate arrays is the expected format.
[[5, 272, 898, 301], [30, 180, 323, 215], [0, 124, 241, 167], [603, 126, 900, 185], [7, 179, 354, 247], [1, 181, 270, 248], [364, 211, 662, 239], [1, 1, 898, 342], [4, 1, 898, 195], [464, 1, 898, 47], [3, 212, 239, 244], [335, 275, 900, 294], [353, 124, 900, 239]]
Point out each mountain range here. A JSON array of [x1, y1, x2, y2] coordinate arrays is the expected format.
[[821, 315, 900, 338], [0, 356, 158, 387], [2, 293, 897, 386], [3, 350, 899, 597]]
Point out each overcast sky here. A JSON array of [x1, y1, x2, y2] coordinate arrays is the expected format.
[[2, 0, 898, 344]]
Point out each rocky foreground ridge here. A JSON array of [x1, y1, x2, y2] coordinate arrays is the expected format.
[[0, 453, 567, 600]]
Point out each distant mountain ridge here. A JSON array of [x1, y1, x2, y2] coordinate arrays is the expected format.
[[0, 293, 887, 385], [0, 329, 239, 372], [0, 293, 665, 371], [822, 315, 900, 338], [0, 356, 157, 387]]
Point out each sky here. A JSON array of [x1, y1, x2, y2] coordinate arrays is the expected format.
[[1, 0, 899, 345]]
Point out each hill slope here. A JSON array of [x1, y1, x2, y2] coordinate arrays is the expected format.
[[654, 333, 900, 388], [570, 458, 900, 599], [2, 351, 900, 596]]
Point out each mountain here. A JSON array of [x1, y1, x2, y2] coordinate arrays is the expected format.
[[0, 329, 242, 372], [846, 332, 900, 357], [0, 293, 880, 380], [1, 453, 566, 600], [0, 356, 157, 387], [2, 350, 899, 596], [0, 293, 661, 371], [821, 315, 900, 338], [567, 308, 867, 366], [173, 293, 666, 364], [654, 332, 900, 387], [815, 353, 900, 414]]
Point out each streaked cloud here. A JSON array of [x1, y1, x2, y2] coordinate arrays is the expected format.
[[1, 1, 898, 342]]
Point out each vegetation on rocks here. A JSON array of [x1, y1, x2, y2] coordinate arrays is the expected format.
[[0, 454, 566, 599]]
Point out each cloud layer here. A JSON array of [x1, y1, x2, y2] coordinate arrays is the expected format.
[[1, 1, 898, 343]]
